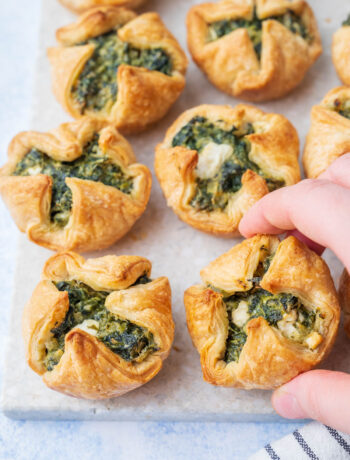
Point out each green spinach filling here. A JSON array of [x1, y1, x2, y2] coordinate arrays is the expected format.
[[72, 30, 172, 113], [44, 277, 157, 371], [332, 98, 350, 120], [208, 10, 310, 59], [171, 116, 284, 212], [343, 14, 350, 26], [13, 135, 133, 228], [221, 255, 320, 363]]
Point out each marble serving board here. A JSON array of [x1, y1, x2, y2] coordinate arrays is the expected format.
[[1, 0, 349, 421]]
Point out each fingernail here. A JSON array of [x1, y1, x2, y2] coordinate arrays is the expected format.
[[272, 388, 307, 419]]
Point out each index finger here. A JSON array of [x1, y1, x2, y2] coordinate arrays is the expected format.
[[238, 179, 350, 271]]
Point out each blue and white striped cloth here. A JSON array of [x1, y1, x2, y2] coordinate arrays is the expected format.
[[249, 422, 350, 459]]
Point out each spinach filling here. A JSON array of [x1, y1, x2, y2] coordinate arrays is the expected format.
[[207, 9, 311, 59], [72, 30, 172, 113], [221, 254, 320, 363], [13, 134, 133, 228], [44, 277, 157, 371], [171, 116, 284, 212], [332, 98, 350, 120], [343, 14, 350, 27]]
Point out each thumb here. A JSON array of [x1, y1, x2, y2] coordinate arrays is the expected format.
[[272, 370, 350, 434]]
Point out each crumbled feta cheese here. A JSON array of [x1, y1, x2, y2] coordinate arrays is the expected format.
[[232, 300, 250, 328], [305, 331, 323, 350], [277, 316, 299, 339], [196, 142, 233, 179], [76, 319, 99, 336], [26, 165, 42, 175]]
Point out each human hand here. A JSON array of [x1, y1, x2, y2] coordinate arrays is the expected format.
[[239, 153, 350, 433]]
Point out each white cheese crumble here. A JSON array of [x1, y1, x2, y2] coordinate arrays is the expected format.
[[277, 311, 298, 340], [232, 300, 250, 328], [196, 142, 233, 179], [305, 331, 323, 350], [26, 165, 42, 175], [76, 319, 99, 336]]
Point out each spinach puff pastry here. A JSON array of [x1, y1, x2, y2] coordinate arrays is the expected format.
[[48, 7, 188, 133], [22, 252, 174, 399], [59, 0, 146, 14], [332, 15, 350, 86], [338, 269, 350, 340], [303, 86, 350, 178], [0, 118, 151, 252], [187, 0, 322, 102], [184, 235, 340, 389], [155, 104, 300, 236]]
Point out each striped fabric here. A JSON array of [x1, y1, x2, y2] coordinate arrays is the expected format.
[[249, 422, 350, 460]]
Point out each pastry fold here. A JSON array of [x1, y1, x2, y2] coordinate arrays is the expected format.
[[48, 7, 188, 133], [155, 104, 300, 236], [187, 0, 322, 101], [333, 20, 350, 86], [59, 0, 146, 14], [184, 235, 340, 389], [303, 86, 350, 178], [22, 252, 174, 400], [0, 117, 151, 252]]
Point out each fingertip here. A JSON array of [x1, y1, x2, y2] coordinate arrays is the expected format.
[[272, 370, 350, 432], [238, 217, 255, 238], [271, 387, 307, 420], [239, 200, 278, 237]]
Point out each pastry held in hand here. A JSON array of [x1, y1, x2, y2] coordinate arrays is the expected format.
[[0, 118, 151, 252], [59, 0, 146, 14], [187, 0, 322, 102], [332, 14, 350, 86], [48, 7, 188, 133], [155, 104, 300, 236], [184, 235, 340, 389], [303, 86, 350, 178], [22, 252, 174, 400]]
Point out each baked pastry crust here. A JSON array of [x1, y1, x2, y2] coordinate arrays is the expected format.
[[184, 235, 340, 389], [332, 19, 350, 85], [303, 86, 350, 178], [22, 251, 174, 400], [59, 0, 146, 14], [48, 7, 188, 133], [338, 268, 350, 339], [0, 117, 151, 252], [155, 104, 300, 236], [187, 0, 322, 102]]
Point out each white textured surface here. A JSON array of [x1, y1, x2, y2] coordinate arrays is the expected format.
[[1, 0, 349, 423]]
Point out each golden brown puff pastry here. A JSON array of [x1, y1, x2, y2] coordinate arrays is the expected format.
[[303, 86, 350, 178], [187, 0, 322, 102], [155, 104, 300, 236], [59, 0, 146, 14], [338, 268, 350, 339], [0, 117, 151, 252], [184, 235, 340, 389], [22, 251, 174, 400], [332, 15, 350, 86], [47, 7, 188, 133]]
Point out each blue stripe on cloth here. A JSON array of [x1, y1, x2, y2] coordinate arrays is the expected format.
[[324, 425, 350, 455], [293, 430, 319, 460], [264, 443, 280, 460]]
